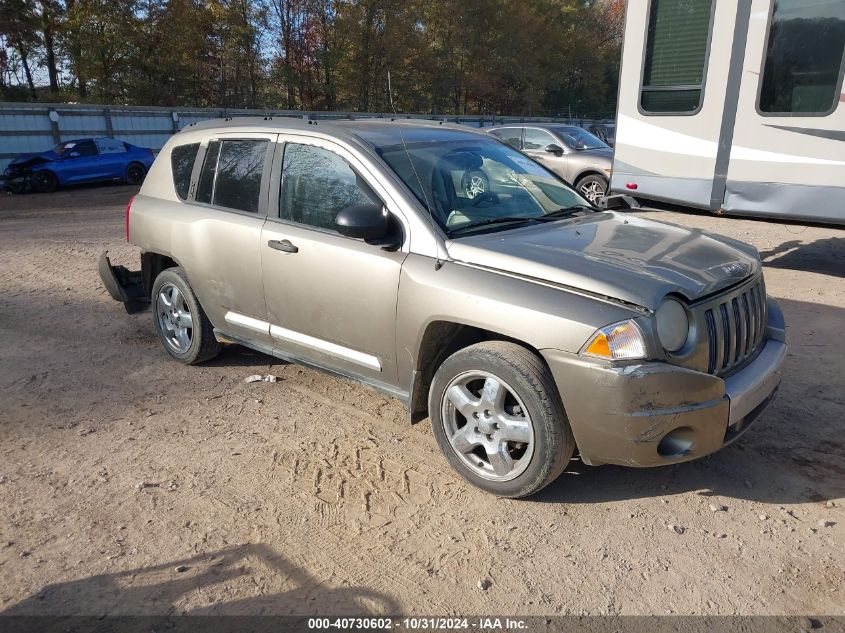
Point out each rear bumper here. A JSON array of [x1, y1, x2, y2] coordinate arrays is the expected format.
[[98, 251, 149, 314], [542, 299, 786, 467]]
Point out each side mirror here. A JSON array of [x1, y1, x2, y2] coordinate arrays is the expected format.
[[67, 151, 81, 159], [545, 143, 563, 155], [335, 203, 389, 241]]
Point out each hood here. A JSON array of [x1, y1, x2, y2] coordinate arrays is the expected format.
[[446, 212, 761, 310], [9, 151, 57, 166]]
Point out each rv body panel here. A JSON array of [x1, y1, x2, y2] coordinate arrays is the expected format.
[[722, 0, 845, 223], [612, 0, 845, 224]]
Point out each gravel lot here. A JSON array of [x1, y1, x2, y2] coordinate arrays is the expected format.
[[0, 185, 842, 616]]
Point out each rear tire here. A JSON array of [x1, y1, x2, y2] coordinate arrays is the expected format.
[[32, 170, 58, 193], [151, 267, 221, 364], [126, 162, 147, 185], [429, 341, 575, 498], [575, 173, 608, 205]]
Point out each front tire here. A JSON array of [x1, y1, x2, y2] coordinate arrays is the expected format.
[[429, 341, 575, 498], [151, 267, 221, 364], [575, 173, 608, 205], [32, 170, 58, 193]]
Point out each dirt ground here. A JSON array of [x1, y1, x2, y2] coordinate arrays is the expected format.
[[0, 184, 842, 617]]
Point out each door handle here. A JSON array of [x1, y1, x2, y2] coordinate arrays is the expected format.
[[268, 239, 298, 253]]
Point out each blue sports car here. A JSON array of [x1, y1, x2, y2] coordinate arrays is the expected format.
[[3, 137, 155, 193]]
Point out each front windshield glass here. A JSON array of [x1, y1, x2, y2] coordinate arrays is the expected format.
[[551, 126, 609, 150], [374, 138, 593, 237]]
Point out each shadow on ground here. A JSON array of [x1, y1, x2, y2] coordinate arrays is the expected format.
[[759, 237, 845, 278], [3, 544, 399, 616]]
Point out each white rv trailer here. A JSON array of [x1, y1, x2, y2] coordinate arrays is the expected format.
[[611, 0, 845, 224]]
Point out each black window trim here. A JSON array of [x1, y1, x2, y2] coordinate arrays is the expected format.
[[187, 136, 275, 218], [755, 0, 845, 118], [637, 0, 717, 117], [267, 138, 403, 244]]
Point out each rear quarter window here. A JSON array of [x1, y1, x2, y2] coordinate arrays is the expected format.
[[171, 143, 200, 200]]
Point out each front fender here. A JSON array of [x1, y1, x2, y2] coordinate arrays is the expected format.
[[395, 253, 640, 394]]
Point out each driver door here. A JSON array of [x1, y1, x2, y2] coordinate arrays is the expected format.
[[62, 139, 104, 183], [260, 136, 408, 387], [521, 127, 570, 183]]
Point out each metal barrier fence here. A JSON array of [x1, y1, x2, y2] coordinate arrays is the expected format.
[[0, 102, 613, 174]]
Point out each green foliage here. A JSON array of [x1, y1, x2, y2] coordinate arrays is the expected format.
[[0, 0, 622, 116]]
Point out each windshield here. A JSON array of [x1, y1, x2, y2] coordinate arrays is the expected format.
[[551, 127, 609, 151], [375, 138, 593, 237]]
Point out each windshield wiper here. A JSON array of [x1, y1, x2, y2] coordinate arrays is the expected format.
[[448, 216, 541, 236], [448, 206, 595, 236], [542, 204, 596, 218]]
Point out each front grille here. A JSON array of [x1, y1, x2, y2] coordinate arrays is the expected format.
[[700, 276, 767, 376]]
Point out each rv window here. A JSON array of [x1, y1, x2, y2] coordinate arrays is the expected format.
[[640, 0, 715, 114], [759, 0, 845, 115]]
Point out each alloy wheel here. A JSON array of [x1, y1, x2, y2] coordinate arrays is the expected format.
[[155, 282, 194, 353], [579, 180, 605, 204], [441, 370, 535, 481], [464, 175, 486, 199]]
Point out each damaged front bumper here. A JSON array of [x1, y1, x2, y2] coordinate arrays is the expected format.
[[2, 168, 29, 193], [542, 299, 787, 467], [98, 251, 149, 314]]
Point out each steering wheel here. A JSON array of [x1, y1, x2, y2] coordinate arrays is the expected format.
[[470, 191, 499, 207]]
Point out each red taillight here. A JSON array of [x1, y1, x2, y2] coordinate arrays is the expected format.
[[625, 182, 638, 190], [125, 195, 135, 241]]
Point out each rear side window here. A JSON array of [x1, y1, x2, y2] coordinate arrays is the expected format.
[[213, 140, 268, 213], [195, 139, 268, 213], [96, 138, 127, 154], [759, 0, 845, 115], [640, 0, 715, 114], [170, 142, 199, 200], [488, 128, 522, 149], [280, 143, 379, 231]]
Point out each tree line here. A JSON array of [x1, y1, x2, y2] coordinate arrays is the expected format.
[[0, 0, 623, 118]]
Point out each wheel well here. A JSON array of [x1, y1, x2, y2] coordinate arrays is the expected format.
[[574, 170, 606, 186], [141, 252, 178, 296], [408, 321, 541, 424]]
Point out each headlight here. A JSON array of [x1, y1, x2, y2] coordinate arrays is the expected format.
[[581, 320, 647, 360], [655, 298, 689, 352]]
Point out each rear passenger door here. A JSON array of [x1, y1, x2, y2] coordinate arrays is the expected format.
[[179, 133, 276, 347], [260, 135, 408, 388], [94, 137, 130, 180]]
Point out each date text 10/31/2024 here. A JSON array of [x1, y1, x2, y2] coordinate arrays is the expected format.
[[307, 617, 528, 630]]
